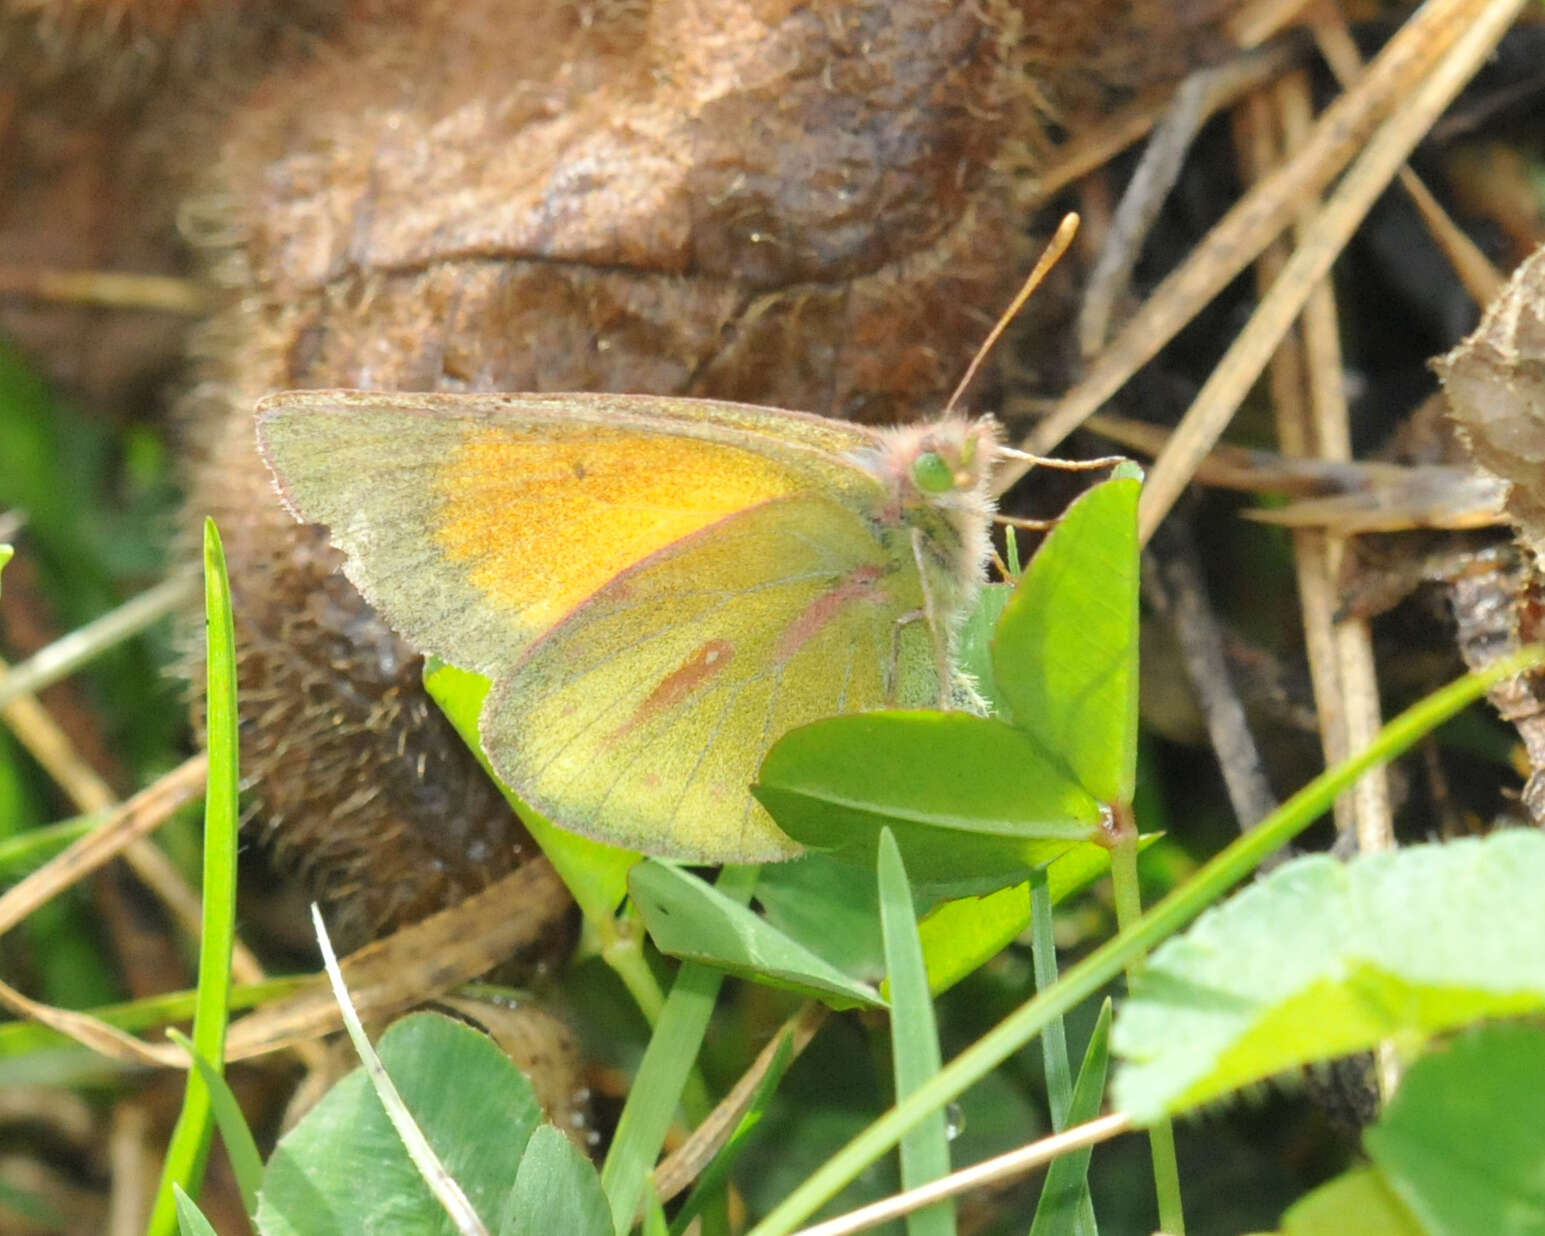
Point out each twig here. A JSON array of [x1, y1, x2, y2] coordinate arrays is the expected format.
[[1014, 39, 1303, 208], [1142, 520, 1281, 833], [653, 1002, 828, 1203], [1309, 6, 1504, 307], [0, 574, 199, 712]]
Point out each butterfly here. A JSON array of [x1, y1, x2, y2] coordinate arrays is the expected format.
[[256, 390, 1003, 862]]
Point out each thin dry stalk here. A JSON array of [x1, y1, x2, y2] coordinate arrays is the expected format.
[[654, 1002, 829, 1203], [0, 266, 207, 314], [1235, 79, 1356, 841], [793, 1113, 1134, 1236], [0, 667, 265, 984], [1011, 0, 1516, 480], [1309, 6, 1504, 306], [0, 852, 572, 1070], [1129, 0, 1525, 539], [1018, 37, 1304, 209], [218, 858, 574, 1062], [0, 755, 207, 934]]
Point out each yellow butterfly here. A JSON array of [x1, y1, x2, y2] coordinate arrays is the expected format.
[[256, 390, 1000, 862]]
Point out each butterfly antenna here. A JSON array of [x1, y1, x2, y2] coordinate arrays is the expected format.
[[942, 212, 1080, 418], [996, 446, 1131, 472]]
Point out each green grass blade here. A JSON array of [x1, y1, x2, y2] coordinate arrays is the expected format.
[[148, 520, 240, 1236], [1028, 868, 1073, 1131], [1029, 1000, 1110, 1236], [669, 1031, 798, 1236], [172, 1185, 219, 1236], [878, 829, 954, 1236], [1027, 866, 1097, 1233], [166, 1027, 263, 1213], [602, 863, 759, 1234], [0, 813, 101, 879], [641, 1185, 671, 1236], [313, 907, 489, 1234]]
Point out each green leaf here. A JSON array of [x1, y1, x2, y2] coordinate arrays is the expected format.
[[993, 476, 1140, 805], [629, 861, 881, 1009], [498, 1125, 610, 1236], [877, 831, 954, 1236], [426, 660, 638, 923], [173, 1186, 220, 1236], [956, 581, 1015, 720], [256, 1012, 543, 1235], [1278, 1168, 1422, 1235], [756, 711, 1103, 899], [1365, 1023, 1545, 1236], [749, 650, 1545, 1236], [755, 854, 885, 983], [1113, 831, 1545, 1122], [1029, 999, 1110, 1236]]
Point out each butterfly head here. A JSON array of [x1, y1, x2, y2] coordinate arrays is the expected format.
[[863, 416, 1001, 519], [909, 419, 998, 499], [851, 416, 1000, 634]]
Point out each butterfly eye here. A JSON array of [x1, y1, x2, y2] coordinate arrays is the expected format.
[[911, 450, 957, 494]]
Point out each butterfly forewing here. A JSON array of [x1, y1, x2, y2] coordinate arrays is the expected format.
[[257, 390, 883, 676]]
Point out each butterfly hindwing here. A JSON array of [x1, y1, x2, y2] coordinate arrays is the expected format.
[[489, 494, 938, 859]]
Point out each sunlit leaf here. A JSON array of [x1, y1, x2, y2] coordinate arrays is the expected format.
[[994, 476, 1140, 805], [1113, 832, 1545, 1121]]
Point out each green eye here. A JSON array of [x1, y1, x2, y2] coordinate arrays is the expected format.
[[911, 451, 955, 494]]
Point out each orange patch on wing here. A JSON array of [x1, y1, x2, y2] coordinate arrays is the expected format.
[[432, 427, 803, 631], [611, 640, 735, 741]]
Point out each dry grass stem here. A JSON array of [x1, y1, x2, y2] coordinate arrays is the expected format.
[[1309, 8, 1505, 306], [1017, 39, 1302, 209], [1130, 0, 1525, 541], [654, 1002, 828, 1203], [0, 267, 207, 314], [793, 1113, 1134, 1236], [1013, 0, 1510, 483]]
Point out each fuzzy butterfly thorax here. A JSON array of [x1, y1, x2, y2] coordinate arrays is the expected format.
[[852, 415, 1001, 639]]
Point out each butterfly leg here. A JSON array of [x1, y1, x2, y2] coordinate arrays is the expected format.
[[886, 608, 929, 704], [910, 527, 954, 708]]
